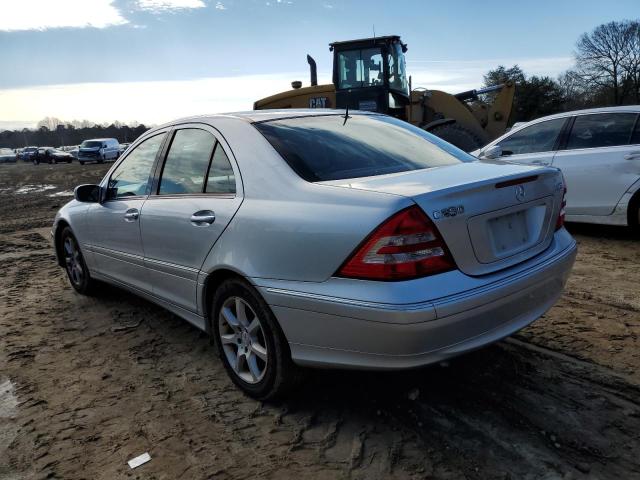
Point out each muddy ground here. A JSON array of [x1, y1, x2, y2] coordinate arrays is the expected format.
[[0, 162, 639, 480]]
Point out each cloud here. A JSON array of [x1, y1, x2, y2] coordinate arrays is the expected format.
[[0, 0, 127, 31], [0, 56, 573, 128], [0, 72, 324, 128], [136, 0, 206, 11], [215, 1, 226, 10]]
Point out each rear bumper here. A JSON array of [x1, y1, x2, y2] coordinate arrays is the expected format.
[[258, 233, 577, 370]]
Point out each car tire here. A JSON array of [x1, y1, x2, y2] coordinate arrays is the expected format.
[[428, 123, 484, 152], [60, 227, 96, 295], [212, 277, 302, 400], [98, 156, 104, 164], [79, 161, 85, 165], [67, 159, 72, 164]]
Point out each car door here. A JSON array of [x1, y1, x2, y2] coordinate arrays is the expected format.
[[551, 112, 639, 216], [480, 117, 568, 166], [140, 125, 243, 312], [86, 131, 168, 292]]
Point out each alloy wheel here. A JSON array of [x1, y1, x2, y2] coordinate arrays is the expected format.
[[218, 296, 268, 384], [63, 236, 84, 287]]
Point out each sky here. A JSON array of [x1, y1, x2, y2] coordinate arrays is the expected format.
[[0, 0, 638, 130]]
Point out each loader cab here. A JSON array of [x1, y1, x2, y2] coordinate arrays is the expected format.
[[331, 35, 410, 120]]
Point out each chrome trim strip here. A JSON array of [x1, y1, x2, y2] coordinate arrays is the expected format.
[[144, 257, 200, 281], [90, 245, 145, 266]]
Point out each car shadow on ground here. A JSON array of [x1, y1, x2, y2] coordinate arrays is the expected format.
[[565, 221, 636, 240]]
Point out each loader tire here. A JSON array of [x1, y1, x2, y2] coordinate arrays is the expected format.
[[428, 123, 484, 153]]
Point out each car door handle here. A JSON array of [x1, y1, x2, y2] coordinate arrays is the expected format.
[[124, 208, 139, 221], [624, 151, 640, 160], [190, 210, 216, 226]]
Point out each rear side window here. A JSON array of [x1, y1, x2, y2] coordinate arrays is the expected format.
[[159, 129, 216, 195], [253, 114, 468, 182], [498, 118, 566, 155], [567, 113, 637, 150], [205, 144, 236, 194]]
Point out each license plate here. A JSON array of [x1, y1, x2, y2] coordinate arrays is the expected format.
[[488, 210, 529, 254]]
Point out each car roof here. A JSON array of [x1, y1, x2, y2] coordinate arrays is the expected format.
[[525, 105, 640, 123], [158, 109, 379, 128]]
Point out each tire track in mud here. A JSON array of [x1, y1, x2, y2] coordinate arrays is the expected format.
[[1, 164, 639, 479]]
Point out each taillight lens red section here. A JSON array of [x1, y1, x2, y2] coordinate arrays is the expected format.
[[555, 178, 567, 231], [337, 205, 456, 281]]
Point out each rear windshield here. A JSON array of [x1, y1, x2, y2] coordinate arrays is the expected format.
[[253, 114, 470, 182]]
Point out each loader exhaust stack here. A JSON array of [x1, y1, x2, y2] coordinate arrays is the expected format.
[[307, 54, 318, 86]]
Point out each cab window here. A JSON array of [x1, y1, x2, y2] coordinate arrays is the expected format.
[[337, 48, 384, 89], [107, 133, 165, 200], [566, 113, 637, 150], [498, 118, 567, 155], [158, 129, 216, 195]]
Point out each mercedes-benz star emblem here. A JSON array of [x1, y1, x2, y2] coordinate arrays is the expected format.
[[515, 185, 526, 202]]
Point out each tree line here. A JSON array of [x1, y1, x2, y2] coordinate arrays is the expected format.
[[0, 119, 150, 149], [484, 19, 640, 124]]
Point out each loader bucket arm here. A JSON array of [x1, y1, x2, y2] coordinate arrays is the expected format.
[[484, 81, 515, 140]]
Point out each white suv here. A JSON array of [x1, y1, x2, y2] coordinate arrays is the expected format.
[[474, 106, 640, 228]]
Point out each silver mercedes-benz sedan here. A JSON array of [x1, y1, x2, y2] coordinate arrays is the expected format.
[[52, 110, 577, 399]]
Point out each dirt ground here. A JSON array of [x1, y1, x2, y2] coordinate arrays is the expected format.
[[0, 162, 639, 480]]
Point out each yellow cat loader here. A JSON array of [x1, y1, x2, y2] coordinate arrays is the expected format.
[[253, 35, 514, 152]]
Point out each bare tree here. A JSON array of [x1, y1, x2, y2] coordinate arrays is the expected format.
[[36, 116, 64, 131], [575, 20, 639, 105], [620, 21, 640, 102]]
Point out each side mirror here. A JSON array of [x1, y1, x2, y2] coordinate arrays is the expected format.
[[482, 145, 503, 159], [74, 184, 101, 203]]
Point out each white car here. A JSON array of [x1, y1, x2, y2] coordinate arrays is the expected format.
[[474, 106, 640, 228]]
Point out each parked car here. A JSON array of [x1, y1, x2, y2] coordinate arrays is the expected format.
[[21, 146, 39, 162], [119, 143, 131, 155], [0, 148, 17, 163], [34, 147, 73, 164], [474, 106, 640, 228], [52, 111, 576, 399], [68, 146, 79, 159], [78, 138, 120, 165]]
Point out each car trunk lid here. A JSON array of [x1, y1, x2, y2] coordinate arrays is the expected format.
[[321, 161, 564, 276]]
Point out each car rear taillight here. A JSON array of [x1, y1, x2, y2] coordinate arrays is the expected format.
[[337, 205, 456, 281], [555, 177, 567, 231]]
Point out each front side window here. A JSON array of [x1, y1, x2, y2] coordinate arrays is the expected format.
[[254, 114, 470, 182], [107, 133, 165, 200], [566, 113, 637, 150], [337, 48, 383, 90], [159, 129, 215, 195], [205, 144, 236, 194], [497, 118, 567, 155]]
